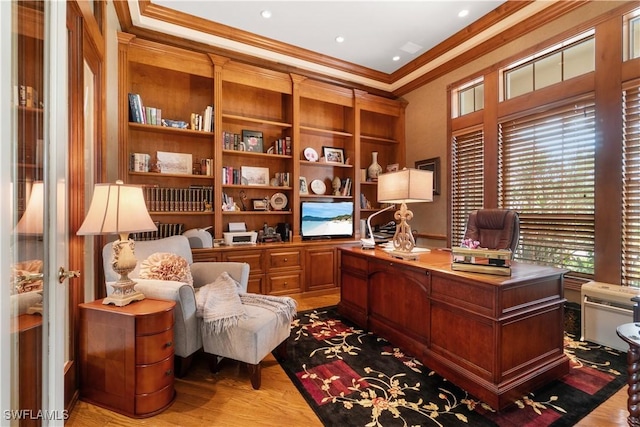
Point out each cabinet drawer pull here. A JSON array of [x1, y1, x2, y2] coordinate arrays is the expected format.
[[284, 258, 288, 262], [165, 369, 173, 376], [165, 341, 173, 348]]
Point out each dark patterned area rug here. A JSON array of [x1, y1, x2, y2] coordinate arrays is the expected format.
[[276, 306, 627, 427]]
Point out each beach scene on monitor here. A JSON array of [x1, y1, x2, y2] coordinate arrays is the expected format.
[[301, 202, 353, 237]]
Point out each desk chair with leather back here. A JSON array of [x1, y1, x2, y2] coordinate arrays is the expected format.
[[463, 209, 520, 256]]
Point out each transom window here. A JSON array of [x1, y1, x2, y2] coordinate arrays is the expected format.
[[502, 30, 595, 100], [624, 8, 640, 60], [452, 77, 484, 118]]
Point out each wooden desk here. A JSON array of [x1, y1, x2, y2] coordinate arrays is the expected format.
[[338, 247, 570, 410]]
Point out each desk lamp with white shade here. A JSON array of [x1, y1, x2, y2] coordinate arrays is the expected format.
[[377, 168, 433, 260], [77, 181, 157, 306]]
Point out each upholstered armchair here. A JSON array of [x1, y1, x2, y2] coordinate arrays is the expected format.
[[463, 209, 520, 255], [102, 235, 249, 376]]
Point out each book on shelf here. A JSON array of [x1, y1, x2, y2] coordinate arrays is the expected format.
[[270, 137, 291, 155], [131, 222, 185, 241], [274, 172, 290, 187], [341, 177, 352, 196], [142, 185, 213, 213], [130, 152, 151, 172], [128, 93, 142, 123], [189, 106, 214, 132]]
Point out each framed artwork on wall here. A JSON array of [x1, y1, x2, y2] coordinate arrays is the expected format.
[[415, 157, 441, 195]]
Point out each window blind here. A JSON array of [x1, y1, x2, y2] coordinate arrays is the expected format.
[[451, 129, 484, 246], [499, 100, 595, 274], [623, 81, 640, 287]]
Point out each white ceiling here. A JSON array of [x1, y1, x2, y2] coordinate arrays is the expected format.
[[151, 0, 506, 74], [128, 1, 554, 92]]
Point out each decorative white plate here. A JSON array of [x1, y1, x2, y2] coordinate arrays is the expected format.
[[310, 179, 326, 195], [304, 147, 319, 162], [270, 192, 288, 210]]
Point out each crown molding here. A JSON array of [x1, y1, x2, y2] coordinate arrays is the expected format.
[[114, 0, 587, 96]]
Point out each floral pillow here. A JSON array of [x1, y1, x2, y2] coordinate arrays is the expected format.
[[11, 259, 44, 294], [139, 253, 193, 286]]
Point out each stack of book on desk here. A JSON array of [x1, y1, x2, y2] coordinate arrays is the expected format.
[[451, 247, 512, 276]]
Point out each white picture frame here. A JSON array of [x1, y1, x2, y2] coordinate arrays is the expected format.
[[157, 151, 192, 175], [299, 176, 309, 195], [241, 166, 270, 186]]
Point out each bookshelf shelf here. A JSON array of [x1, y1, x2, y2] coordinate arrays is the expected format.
[[222, 113, 292, 129], [128, 122, 214, 138]]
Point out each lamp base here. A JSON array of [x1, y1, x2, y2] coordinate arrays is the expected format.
[[103, 279, 145, 306], [387, 250, 422, 261], [26, 303, 43, 315]]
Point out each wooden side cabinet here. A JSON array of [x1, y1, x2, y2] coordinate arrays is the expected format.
[[14, 314, 42, 427], [79, 298, 176, 418]]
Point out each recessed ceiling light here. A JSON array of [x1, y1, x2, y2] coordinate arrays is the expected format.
[[392, 56, 401, 62], [458, 9, 469, 18], [335, 36, 345, 43], [261, 10, 272, 19]]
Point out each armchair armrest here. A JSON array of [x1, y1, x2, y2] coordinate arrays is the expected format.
[[190, 262, 250, 293]]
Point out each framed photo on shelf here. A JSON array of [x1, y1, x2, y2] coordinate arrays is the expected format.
[[242, 130, 264, 153], [299, 176, 309, 195], [156, 151, 192, 175], [415, 156, 441, 195], [241, 166, 270, 186], [252, 199, 268, 211], [322, 146, 345, 164], [386, 163, 399, 172]]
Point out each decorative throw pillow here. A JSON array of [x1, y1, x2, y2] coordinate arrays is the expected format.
[[139, 252, 193, 286], [196, 272, 246, 333], [11, 259, 44, 294]]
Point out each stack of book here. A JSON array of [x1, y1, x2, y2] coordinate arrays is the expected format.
[[141, 185, 213, 212], [451, 247, 512, 276], [128, 93, 162, 125]]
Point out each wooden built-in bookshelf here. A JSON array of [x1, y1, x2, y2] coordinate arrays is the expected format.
[[118, 32, 406, 244]]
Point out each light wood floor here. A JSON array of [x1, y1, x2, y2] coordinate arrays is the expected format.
[[66, 291, 629, 426]]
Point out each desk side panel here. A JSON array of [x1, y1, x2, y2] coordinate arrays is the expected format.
[[367, 259, 430, 358], [339, 251, 369, 326]]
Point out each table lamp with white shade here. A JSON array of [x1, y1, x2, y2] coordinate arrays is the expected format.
[[15, 181, 44, 236], [14, 181, 45, 313], [377, 168, 433, 260], [77, 181, 157, 306]]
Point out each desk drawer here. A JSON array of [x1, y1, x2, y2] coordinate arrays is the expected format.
[[135, 383, 174, 415], [136, 328, 174, 364], [223, 250, 263, 274], [136, 355, 174, 394], [268, 250, 301, 270], [267, 271, 302, 295], [136, 308, 174, 336]]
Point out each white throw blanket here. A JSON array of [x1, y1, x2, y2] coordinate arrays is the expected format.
[[195, 272, 297, 333], [240, 292, 297, 327]]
